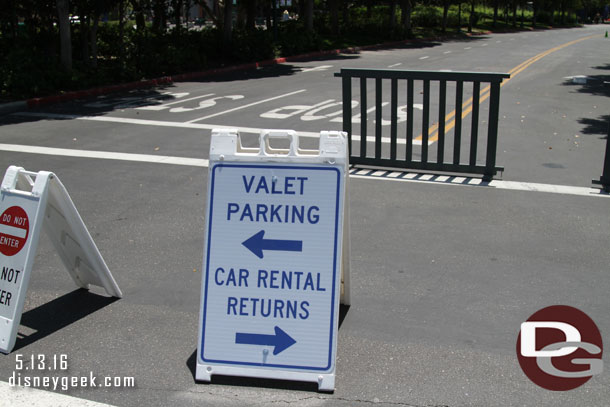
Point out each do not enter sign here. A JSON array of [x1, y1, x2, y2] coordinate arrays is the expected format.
[[0, 206, 29, 257]]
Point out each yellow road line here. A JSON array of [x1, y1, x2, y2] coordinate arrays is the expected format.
[[416, 33, 599, 143]]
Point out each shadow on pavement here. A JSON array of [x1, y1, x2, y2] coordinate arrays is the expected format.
[[578, 115, 610, 138], [563, 64, 610, 139], [14, 288, 119, 352]]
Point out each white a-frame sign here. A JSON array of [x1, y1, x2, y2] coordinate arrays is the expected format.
[[0, 166, 122, 354], [197, 129, 351, 391]]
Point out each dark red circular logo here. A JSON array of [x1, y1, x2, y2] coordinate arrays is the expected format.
[[0, 206, 29, 256], [516, 305, 603, 391]]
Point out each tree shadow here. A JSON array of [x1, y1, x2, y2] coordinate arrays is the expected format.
[[13, 288, 119, 352], [578, 115, 610, 138], [562, 64, 610, 139], [561, 66, 610, 99]]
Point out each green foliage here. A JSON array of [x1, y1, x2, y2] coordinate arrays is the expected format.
[[231, 27, 276, 61], [413, 5, 442, 28], [0, 1, 584, 100]]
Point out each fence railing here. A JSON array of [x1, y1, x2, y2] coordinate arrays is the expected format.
[[335, 69, 510, 181], [593, 119, 610, 192]]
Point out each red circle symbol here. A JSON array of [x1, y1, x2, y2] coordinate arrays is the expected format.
[[0, 206, 30, 256], [516, 305, 603, 391]]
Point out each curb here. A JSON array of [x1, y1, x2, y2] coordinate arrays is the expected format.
[[2, 31, 493, 113]]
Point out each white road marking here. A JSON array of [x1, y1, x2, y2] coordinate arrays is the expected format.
[[10, 111, 425, 144], [0, 143, 209, 167], [388, 63, 402, 68], [349, 170, 608, 198], [481, 43, 488, 46], [419, 56, 429, 60], [1, 143, 606, 199], [11, 111, 321, 137], [170, 95, 244, 114], [1, 381, 118, 407], [186, 89, 307, 123], [299, 65, 333, 73], [443, 51, 452, 54], [136, 93, 215, 111], [464, 47, 472, 50]]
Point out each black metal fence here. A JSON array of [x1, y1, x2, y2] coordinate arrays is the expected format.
[[593, 119, 610, 192], [335, 69, 510, 181]]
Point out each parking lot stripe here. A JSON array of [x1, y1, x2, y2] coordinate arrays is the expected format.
[[349, 169, 608, 198], [11, 112, 321, 137], [1, 143, 607, 198], [0, 143, 209, 167]]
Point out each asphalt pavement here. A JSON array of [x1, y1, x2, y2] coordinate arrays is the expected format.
[[0, 24, 609, 407]]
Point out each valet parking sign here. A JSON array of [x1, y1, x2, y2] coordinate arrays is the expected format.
[[197, 129, 348, 391]]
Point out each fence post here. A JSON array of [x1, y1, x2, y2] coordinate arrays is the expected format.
[[597, 120, 610, 192], [342, 75, 352, 158], [484, 81, 502, 182]]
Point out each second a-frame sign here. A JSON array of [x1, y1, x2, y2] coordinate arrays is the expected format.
[[0, 166, 122, 354]]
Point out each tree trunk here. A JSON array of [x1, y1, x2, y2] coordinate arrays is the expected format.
[[131, 0, 146, 31], [90, 12, 99, 68], [401, 0, 412, 35], [305, 0, 314, 32], [468, 0, 475, 33], [442, 0, 449, 33], [153, 0, 168, 31], [532, 0, 537, 29], [265, 0, 272, 30], [330, 0, 340, 36], [56, 0, 72, 72], [512, 0, 517, 28], [389, 0, 397, 32], [492, 0, 498, 27], [174, 0, 184, 32], [81, 15, 90, 65], [118, 0, 125, 68], [342, 1, 349, 27], [223, 0, 233, 53], [246, 0, 257, 30]]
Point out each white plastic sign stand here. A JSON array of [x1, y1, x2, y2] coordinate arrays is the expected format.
[[0, 166, 122, 354], [196, 129, 350, 391]]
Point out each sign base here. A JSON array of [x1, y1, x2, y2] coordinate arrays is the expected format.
[[196, 364, 335, 392]]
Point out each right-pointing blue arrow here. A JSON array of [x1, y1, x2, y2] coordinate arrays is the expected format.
[[242, 230, 303, 259], [235, 326, 297, 355]]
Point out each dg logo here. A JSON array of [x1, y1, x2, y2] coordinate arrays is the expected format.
[[516, 305, 603, 391]]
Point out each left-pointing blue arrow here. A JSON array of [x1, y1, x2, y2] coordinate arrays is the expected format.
[[235, 326, 297, 355], [242, 230, 303, 259]]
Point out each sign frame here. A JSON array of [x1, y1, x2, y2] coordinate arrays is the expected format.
[[196, 129, 350, 391]]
